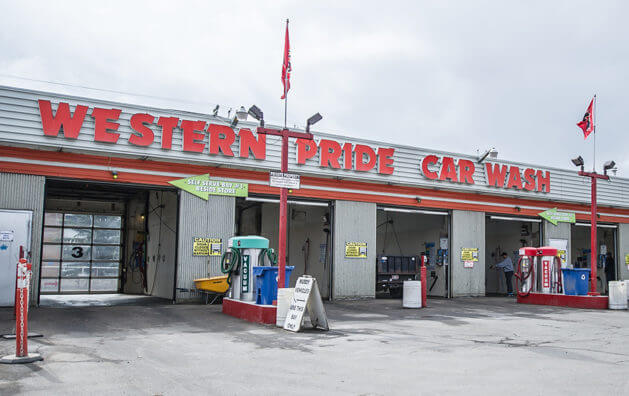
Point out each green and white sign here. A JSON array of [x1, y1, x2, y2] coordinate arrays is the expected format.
[[241, 255, 250, 293], [169, 174, 248, 200], [538, 208, 576, 226]]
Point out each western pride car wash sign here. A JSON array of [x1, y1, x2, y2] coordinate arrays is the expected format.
[[420, 155, 551, 193], [36, 99, 550, 193]]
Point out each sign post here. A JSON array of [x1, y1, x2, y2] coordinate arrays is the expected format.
[[1, 259, 42, 364], [257, 126, 313, 292]]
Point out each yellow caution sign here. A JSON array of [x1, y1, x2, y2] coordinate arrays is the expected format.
[[461, 247, 479, 262], [345, 242, 368, 259]]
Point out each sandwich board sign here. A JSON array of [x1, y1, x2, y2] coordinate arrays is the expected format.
[[283, 276, 329, 332]]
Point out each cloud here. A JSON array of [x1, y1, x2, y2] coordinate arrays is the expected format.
[[0, 1, 627, 173]]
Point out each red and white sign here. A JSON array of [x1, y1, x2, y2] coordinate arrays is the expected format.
[[542, 259, 551, 288], [420, 155, 551, 193]]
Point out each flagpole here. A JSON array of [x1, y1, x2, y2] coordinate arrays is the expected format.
[[284, 18, 289, 129], [593, 94, 597, 171]]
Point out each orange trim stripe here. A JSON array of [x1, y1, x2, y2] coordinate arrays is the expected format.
[[1, 145, 628, 223]]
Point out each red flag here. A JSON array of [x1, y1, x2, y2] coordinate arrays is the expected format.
[[577, 98, 594, 139], [280, 20, 291, 99]]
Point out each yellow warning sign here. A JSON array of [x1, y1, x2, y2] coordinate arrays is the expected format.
[[461, 248, 479, 262], [345, 242, 368, 259], [193, 237, 222, 256]]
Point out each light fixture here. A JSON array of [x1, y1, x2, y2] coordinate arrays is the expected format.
[[230, 116, 239, 128], [235, 106, 248, 121], [477, 147, 496, 163], [603, 160, 616, 175], [112, 171, 118, 179], [379, 207, 448, 216], [571, 155, 584, 170], [306, 112, 323, 133], [248, 105, 264, 127], [212, 105, 219, 116]]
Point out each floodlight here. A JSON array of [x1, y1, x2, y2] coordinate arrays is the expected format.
[[235, 106, 248, 121], [477, 147, 495, 163], [571, 156, 584, 167], [603, 160, 616, 170], [230, 116, 239, 128], [306, 112, 323, 133], [212, 105, 219, 116], [248, 105, 264, 127]]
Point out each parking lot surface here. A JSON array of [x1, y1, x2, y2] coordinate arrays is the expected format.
[[1, 297, 628, 395]]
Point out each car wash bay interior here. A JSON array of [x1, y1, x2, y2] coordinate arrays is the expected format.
[[570, 223, 617, 294], [39, 179, 178, 302], [485, 216, 541, 295], [376, 207, 450, 298], [235, 196, 333, 299]]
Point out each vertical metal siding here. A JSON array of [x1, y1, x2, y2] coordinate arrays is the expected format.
[[1, 85, 629, 208], [176, 193, 235, 301], [0, 172, 45, 303], [332, 200, 376, 299], [451, 210, 486, 297], [617, 224, 629, 281]]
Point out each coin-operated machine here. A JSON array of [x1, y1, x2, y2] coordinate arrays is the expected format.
[[515, 247, 537, 297], [220, 236, 277, 302], [516, 246, 563, 297], [537, 246, 563, 294]]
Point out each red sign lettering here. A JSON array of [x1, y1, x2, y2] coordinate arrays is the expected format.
[[129, 113, 155, 146], [38, 100, 88, 139], [208, 124, 235, 156]]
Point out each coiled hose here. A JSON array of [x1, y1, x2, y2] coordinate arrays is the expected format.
[[257, 248, 278, 266], [514, 257, 535, 298], [221, 247, 241, 285]]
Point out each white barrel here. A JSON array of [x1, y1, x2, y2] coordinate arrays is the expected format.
[[608, 281, 628, 310], [276, 288, 295, 327], [402, 281, 422, 308]]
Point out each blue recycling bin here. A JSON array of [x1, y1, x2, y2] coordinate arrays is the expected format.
[[561, 268, 590, 296], [253, 266, 295, 305]]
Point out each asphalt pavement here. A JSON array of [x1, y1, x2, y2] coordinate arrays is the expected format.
[[1, 297, 628, 395]]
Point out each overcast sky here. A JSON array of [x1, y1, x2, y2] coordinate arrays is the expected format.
[[1, 1, 627, 172]]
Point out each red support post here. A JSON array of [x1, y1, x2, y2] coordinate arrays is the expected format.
[[420, 255, 427, 307], [579, 170, 608, 296], [278, 134, 289, 290], [257, 126, 313, 292], [589, 177, 598, 295]]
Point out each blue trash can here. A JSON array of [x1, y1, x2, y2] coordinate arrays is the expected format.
[[253, 266, 295, 305], [561, 268, 590, 296]]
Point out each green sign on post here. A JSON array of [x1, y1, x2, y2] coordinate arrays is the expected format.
[[538, 208, 576, 226], [169, 174, 248, 200]]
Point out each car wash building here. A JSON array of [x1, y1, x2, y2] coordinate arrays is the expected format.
[[1, 85, 628, 306]]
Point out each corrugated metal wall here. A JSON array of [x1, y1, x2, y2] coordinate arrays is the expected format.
[[451, 210, 485, 297], [617, 224, 629, 281], [544, 222, 571, 265], [176, 192, 235, 302], [332, 200, 376, 299], [0, 172, 45, 303], [1, 85, 629, 208], [146, 191, 178, 299]]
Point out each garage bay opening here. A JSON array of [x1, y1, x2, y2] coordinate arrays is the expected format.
[[235, 196, 333, 299], [376, 207, 450, 298], [39, 179, 178, 305], [485, 215, 541, 296]]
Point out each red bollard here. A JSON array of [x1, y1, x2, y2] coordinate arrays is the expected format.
[[420, 255, 427, 307], [0, 259, 42, 364]]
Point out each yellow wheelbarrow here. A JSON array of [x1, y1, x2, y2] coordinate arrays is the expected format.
[[193, 275, 230, 304]]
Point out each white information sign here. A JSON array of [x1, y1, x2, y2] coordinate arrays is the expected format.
[[0, 231, 14, 242], [283, 276, 329, 332], [269, 172, 301, 189]]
